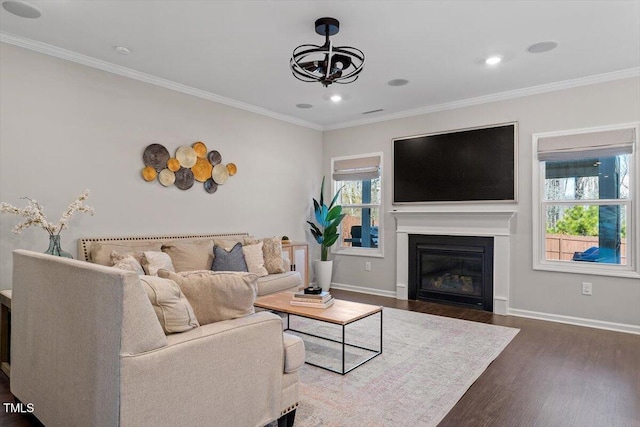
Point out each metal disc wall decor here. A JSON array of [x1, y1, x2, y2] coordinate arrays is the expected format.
[[192, 157, 213, 182], [203, 178, 218, 194], [140, 141, 236, 194], [207, 150, 222, 165], [175, 146, 198, 168], [141, 166, 157, 181], [143, 144, 170, 171], [192, 141, 207, 158], [167, 158, 181, 172], [174, 167, 195, 190], [158, 169, 176, 187], [212, 164, 229, 184]]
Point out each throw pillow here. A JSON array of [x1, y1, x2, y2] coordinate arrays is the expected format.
[[242, 241, 268, 277], [142, 251, 176, 276], [110, 251, 145, 275], [161, 239, 214, 272], [244, 237, 287, 274], [90, 241, 162, 266], [139, 275, 199, 334], [211, 242, 248, 272], [157, 270, 258, 325]]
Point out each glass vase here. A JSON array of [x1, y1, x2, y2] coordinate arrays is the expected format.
[[45, 234, 73, 258]]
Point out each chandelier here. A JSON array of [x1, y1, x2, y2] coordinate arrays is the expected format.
[[290, 17, 365, 87]]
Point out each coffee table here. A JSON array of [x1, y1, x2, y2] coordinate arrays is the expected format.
[[254, 292, 382, 375]]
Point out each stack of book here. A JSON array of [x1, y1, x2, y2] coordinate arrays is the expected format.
[[290, 290, 334, 308]]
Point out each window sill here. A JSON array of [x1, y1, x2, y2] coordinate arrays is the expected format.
[[534, 261, 640, 279], [333, 247, 384, 258]]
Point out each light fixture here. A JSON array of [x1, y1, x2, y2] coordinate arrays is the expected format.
[[330, 94, 342, 103], [2, 1, 41, 19], [485, 56, 502, 65], [527, 41, 558, 54], [290, 17, 365, 87], [114, 45, 131, 55]]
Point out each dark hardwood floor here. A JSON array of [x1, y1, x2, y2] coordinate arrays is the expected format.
[[1, 289, 639, 426]]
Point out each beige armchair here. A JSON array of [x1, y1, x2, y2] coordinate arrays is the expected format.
[[10, 250, 303, 427]]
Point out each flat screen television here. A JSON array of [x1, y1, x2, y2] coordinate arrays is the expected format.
[[393, 123, 517, 203]]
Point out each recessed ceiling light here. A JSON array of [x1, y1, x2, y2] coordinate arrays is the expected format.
[[527, 41, 558, 54], [330, 94, 342, 103], [114, 45, 131, 55], [2, 1, 41, 19], [296, 103, 313, 109], [388, 79, 409, 87], [485, 56, 502, 65]]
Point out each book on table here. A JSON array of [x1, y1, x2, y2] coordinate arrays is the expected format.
[[294, 291, 331, 302], [290, 297, 335, 309]]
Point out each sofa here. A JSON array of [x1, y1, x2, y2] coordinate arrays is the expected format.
[[11, 248, 305, 427], [77, 232, 302, 296]]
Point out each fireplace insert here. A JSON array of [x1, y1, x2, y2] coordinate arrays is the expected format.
[[408, 235, 494, 311]]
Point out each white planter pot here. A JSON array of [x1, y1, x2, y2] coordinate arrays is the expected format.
[[314, 259, 333, 292]]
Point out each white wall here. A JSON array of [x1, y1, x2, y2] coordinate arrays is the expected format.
[[0, 43, 323, 286], [323, 77, 640, 328]]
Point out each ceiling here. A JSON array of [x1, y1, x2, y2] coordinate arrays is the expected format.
[[1, 1, 639, 130]]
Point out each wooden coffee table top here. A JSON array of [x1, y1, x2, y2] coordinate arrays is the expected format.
[[254, 291, 382, 326]]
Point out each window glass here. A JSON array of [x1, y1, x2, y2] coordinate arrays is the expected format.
[[340, 207, 379, 248]]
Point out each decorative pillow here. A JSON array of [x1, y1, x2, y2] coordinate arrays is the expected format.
[[157, 270, 258, 325], [244, 237, 287, 274], [139, 275, 199, 334], [161, 239, 214, 272], [213, 237, 245, 250], [90, 241, 162, 266], [142, 251, 176, 276], [242, 241, 268, 277], [110, 251, 145, 275], [211, 242, 248, 272]]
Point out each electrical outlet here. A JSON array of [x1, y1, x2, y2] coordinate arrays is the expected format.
[[582, 282, 592, 296], [365, 261, 371, 271]]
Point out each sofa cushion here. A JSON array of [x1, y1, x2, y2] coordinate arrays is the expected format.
[[139, 275, 200, 334], [242, 241, 268, 277], [256, 271, 301, 296], [90, 241, 163, 266], [142, 251, 176, 276], [244, 237, 287, 274], [158, 270, 258, 325], [161, 239, 214, 272], [211, 242, 248, 272], [110, 251, 145, 275], [283, 333, 305, 373]]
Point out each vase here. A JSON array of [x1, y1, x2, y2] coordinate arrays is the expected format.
[[314, 259, 333, 292], [45, 234, 73, 258]]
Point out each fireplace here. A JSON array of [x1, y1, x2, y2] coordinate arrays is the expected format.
[[409, 235, 494, 311]]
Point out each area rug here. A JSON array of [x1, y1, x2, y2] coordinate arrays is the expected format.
[[270, 307, 519, 427]]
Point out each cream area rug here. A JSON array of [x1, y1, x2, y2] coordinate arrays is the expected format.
[[271, 307, 519, 427]]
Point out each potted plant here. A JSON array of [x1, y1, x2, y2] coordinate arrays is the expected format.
[[307, 177, 345, 291]]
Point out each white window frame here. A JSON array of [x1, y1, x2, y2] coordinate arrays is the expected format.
[[331, 152, 384, 258], [532, 122, 639, 278]]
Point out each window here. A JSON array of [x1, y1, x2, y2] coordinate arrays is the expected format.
[[331, 153, 383, 257], [532, 124, 639, 277]]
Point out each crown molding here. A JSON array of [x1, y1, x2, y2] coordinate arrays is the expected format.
[[324, 67, 640, 131], [2, 32, 638, 133], [0, 32, 324, 131]]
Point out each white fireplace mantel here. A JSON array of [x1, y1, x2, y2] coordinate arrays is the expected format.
[[391, 206, 517, 315]]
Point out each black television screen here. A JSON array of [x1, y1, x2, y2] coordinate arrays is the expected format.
[[393, 123, 516, 203]]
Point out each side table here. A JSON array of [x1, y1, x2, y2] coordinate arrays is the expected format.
[[0, 289, 11, 377]]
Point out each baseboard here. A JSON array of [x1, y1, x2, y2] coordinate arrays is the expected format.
[[325, 282, 397, 299], [508, 308, 640, 335]]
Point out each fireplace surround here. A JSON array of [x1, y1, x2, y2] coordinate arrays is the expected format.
[[392, 206, 517, 315]]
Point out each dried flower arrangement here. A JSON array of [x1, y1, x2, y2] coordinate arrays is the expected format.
[[1, 190, 95, 236]]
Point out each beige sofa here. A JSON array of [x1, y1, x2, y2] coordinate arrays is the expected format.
[[78, 232, 302, 296], [11, 250, 305, 427]]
